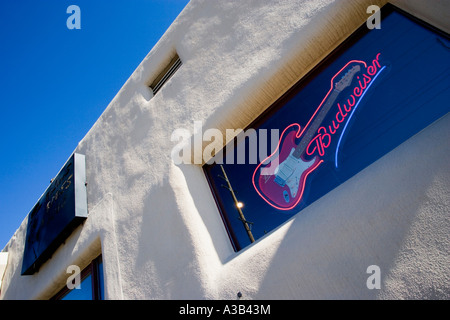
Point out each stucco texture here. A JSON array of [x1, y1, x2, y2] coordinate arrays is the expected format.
[[1, 0, 449, 299]]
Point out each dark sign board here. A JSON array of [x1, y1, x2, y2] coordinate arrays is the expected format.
[[22, 153, 87, 275]]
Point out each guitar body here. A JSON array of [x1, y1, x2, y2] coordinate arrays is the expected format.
[[253, 63, 361, 211], [254, 124, 322, 210]]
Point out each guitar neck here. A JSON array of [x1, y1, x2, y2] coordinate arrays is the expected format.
[[293, 89, 340, 158]]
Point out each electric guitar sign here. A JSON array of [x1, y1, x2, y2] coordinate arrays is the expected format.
[[253, 54, 385, 211]]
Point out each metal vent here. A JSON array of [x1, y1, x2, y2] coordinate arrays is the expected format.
[[150, 54, 182, 95]]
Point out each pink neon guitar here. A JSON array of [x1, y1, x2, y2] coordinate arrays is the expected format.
[[253, 65, 361, 210]]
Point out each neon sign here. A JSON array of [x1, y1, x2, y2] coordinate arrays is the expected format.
[[335, 65, 387, 168], [253, 54, 385, 211]]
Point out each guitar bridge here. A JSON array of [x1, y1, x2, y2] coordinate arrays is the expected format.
[[274, 176, 286, 187]]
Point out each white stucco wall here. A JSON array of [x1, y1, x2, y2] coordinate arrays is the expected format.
[[1, 0, 449, 300]]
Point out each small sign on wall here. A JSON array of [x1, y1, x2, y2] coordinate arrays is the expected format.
[[21, 153, 88, 275]]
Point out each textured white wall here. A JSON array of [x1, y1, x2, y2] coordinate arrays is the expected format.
[[1, 0, 449, 299]]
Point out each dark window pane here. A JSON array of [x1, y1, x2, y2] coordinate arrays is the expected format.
[[53, 255, 104, 300], [61, 274, 93, 300], [204, 6, 450, 251], [96, 257, 104, 300]]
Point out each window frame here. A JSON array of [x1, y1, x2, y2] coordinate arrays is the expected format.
[[52, 255, 103, 300], [203, 3, 450, 252]]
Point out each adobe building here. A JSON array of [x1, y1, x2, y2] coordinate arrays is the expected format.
[[1, 0, 449, 299]]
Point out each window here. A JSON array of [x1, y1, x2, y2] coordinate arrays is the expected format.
[[52, 255, 104, 300], [149, 53, 182, 95], [204, 4, 450, 251]]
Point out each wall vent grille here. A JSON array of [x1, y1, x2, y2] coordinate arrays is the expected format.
[[149, 54, 182, 95]]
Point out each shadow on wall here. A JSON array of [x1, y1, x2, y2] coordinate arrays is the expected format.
[[133, 177, 208, 299], [173, 114, 450, 299], [255, 114, 450, 299], [176, 163, 235, 264]]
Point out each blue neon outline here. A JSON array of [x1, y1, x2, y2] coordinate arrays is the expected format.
[[335, 66, 386, 168]]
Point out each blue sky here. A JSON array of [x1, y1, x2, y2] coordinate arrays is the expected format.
[[0, 0, 190, 249]]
